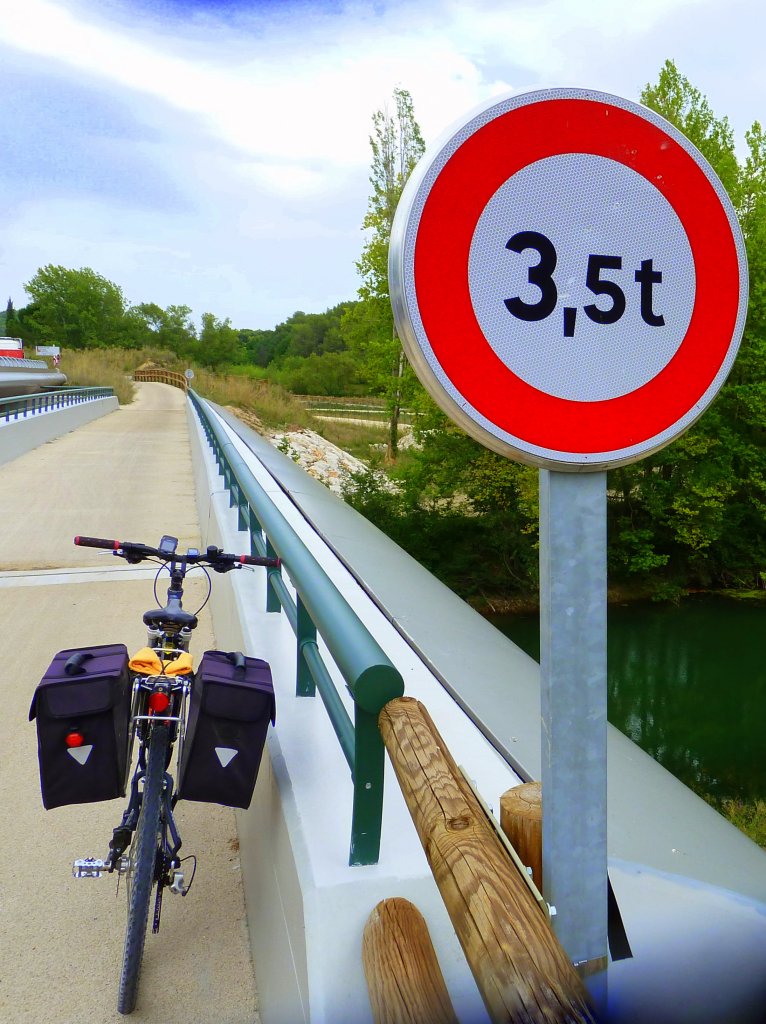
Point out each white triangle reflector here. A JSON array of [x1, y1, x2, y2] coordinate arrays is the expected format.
[[215, 746, 238, 768], [67, 744, 93, 766]]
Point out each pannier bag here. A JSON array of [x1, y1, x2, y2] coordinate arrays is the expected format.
[[29, 644, 132, 809], [178, 650, 275, 808]]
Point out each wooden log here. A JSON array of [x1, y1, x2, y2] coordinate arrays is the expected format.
[[379, 697, 594, 1024], [362, 897, 458, 1024], [500, 782, 543, 892]]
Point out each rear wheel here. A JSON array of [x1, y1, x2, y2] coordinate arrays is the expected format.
[[117, 724, 169, 1015]]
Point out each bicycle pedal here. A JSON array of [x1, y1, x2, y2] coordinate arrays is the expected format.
[[73, 858, 107, 879], [169, 870, 188, 895]]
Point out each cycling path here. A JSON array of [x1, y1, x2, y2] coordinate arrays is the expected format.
[[0, 383, 260, 1023]]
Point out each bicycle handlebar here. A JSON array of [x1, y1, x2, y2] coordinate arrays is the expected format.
[[74, 535, 280, 571], [74, 535, 121, 550]]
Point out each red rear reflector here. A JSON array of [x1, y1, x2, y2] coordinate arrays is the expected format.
[[148, 692, 170, 713], [65, 731, 84, 748]]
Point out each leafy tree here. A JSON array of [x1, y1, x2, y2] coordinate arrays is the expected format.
[[24, 265, 130, 349], [197, 312, 243, 368], [269, 351, 363, 396], [642, 60, 740, 201], [129, 302, 197, 355], [344, 87, 425, 458], [240, 303, 355, 371], [3, 297, 17, 337], [600, 63, 766, 594]]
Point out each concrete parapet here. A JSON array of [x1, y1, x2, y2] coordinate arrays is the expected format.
[[0, 397, 119, 467]]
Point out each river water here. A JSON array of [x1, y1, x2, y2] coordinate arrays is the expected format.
[[486, 596, 766, 804]]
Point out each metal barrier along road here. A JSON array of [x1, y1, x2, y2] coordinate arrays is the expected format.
[[189, 390, 405, 866], [0, 387, 114, 423]]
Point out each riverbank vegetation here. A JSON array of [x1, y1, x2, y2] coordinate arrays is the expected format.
[[716, 798, 766, 847]]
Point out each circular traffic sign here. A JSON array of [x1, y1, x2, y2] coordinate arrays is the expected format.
[[389, 88, 748, 470]]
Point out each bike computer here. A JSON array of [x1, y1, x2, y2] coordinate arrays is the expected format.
[[158, 535, 178, 556]]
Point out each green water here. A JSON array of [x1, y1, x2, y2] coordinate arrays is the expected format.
[[487, 597, 766, 804]]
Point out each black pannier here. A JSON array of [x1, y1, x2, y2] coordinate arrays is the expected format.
[[29, 644, 132, 809], [178, 650, 275, 808]]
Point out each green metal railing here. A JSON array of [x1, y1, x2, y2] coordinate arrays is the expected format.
[[0, 387, 114, 423], [189, 390, 404, 866]]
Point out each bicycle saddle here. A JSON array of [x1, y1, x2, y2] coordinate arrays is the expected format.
[[142, 606, 199, 630]]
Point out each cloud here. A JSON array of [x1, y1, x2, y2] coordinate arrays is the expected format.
[[0, 0, 762, 329]]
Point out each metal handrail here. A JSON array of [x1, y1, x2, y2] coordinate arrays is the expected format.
[[0, 387, 114, 422], [189, 389, 405, 866]]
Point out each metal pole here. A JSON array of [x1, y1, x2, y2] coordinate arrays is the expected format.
[[539, 469, 608, 1002]]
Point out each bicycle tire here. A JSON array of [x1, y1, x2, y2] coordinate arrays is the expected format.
[[117, 724, 169, 1015]]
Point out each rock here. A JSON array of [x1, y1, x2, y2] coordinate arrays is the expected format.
[[269, 429, 367, 494]]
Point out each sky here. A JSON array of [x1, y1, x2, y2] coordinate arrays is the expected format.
[[1, 0, 763, 332]]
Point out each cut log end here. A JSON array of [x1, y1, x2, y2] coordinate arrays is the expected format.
[[362, 897, 459, 1024]]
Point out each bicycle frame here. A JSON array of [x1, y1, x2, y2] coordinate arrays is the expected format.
[[67, 532, 279, 1014], [108, 561, 198, 890]]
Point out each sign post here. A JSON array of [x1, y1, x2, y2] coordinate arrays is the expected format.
[[389, 87, 748, 1004]]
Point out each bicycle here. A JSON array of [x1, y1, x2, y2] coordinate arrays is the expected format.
[[63, 533, 279, 1014]]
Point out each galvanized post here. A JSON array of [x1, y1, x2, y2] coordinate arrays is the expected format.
[[249, 516, 263, 558], [266, 537, 281, 613], [296, 595, 317, 697], [539, 469, 608, 996], [349, 705, 385, 866], [237, 493, 248, 533]]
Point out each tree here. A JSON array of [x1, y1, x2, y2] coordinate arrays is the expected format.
[[642, 60, 740, 201], [129, 302, 197, 355], [3, 297, 17, 337], [197, 312, 243, 368], [344, 87, 425, 458], [600, 63, 766, 594], [24, 265, 130, 349], [270, 351, 363, 396]]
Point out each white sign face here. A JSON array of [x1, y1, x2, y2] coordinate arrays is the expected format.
[[390, 88, 749, 470], [184, 369, 195, 381], [36, 346, 61, 356]]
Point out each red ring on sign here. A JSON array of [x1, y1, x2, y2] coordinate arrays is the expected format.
[[413, 98, 741, 455]]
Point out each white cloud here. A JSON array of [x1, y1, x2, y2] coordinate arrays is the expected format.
[[1, 0, 763, 328]]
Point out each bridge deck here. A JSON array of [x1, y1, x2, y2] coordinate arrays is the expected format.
[[0, 383, 259, 1023]]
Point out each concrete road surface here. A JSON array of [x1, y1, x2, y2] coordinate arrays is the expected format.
[[0, 384, 260, 1023]]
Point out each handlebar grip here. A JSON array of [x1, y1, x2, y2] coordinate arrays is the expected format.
[[74, 536, 120, 550], [64, 651, 94, 675], [237, 554, 281, 568], [226, 651, 247, 678]]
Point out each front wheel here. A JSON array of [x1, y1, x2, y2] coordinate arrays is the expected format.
[[117, 724, 169, 1015]]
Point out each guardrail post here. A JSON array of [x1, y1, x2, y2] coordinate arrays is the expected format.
[[350, 706, 386, 866], [266, 537, 281, 613], [237, 494, 249, 533], [296, 596, 317, 697]]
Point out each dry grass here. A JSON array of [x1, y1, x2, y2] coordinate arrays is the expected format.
[[57, 347, 393, 458], [193, 370, 313, 431], [60, 349, 137, 405], [313, 417, 390, 460]]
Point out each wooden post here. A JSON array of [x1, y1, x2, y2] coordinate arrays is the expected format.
[[362, 897, 458, 1024], [379, 697, 595, 1024], [500, 782, 543, 892]]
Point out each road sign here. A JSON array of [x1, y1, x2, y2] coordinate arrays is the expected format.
[[390, 88, 748, 470]]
